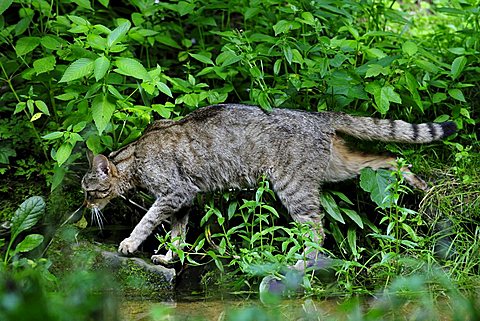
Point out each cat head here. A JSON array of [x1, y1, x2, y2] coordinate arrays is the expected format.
[[81, 153, 119, 210]]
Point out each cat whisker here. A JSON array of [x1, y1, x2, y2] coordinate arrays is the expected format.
[[91, 207, 105, 230]]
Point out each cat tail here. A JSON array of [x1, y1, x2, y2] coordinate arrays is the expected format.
[[331, 113, 457, 143]]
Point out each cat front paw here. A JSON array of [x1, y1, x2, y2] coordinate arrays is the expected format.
[[151, 251, 175, 266], [118, 237, 141, 255]]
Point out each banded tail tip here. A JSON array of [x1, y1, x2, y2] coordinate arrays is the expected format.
[[439, 121, 457, 139]]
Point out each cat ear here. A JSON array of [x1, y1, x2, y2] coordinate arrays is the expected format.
[[93, 155, 111, 180], [86, 149, 94, 167]]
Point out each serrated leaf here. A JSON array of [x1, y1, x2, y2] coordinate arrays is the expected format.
[[33, 56, 56, 75], [450, 56, 467, 80], [11, 196, 45, 239], [59, 58, 94, 82], [15, 234, 44, 254], [94, 56, 110, 81], [15, 37, 41, 56], [92, 94, 116, 135], [107, 21, 131, 48], [114, 57, 151, 81]]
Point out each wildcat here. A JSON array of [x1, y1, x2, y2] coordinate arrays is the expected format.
[[81, 104, 456, 266]]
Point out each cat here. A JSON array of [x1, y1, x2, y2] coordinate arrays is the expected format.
[[81, 104, 456, 267]]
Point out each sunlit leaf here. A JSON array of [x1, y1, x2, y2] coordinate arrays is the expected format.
[[59, 58, 94, 82]]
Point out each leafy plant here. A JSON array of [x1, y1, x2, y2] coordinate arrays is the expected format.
[[2, 196, 45, 267]]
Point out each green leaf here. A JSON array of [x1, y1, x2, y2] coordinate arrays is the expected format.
[[415, 59, 441, 73], [448, 88, 466, 102], [273, 20, 301, 35], [365, 64, 388, 78], [216, 51, 242, 67], [347, 228, 358, 256], [14, 234, 44, 254], [107, 21, 131, 48], [35, 100, 50, 115], [56, 142, 73, 166], [402, 41, 418, 56], [114, 57, 151, 81], [86, 135, 102, 154], [404, 72, 423, 112], [366, 82, 400, 114], [320, 192, 344, 224], [432, 92, 447, 103], [94, 56, 110, 81], [87, 34, 107, 50], [341, 208, 364, 229], [51, 164, 66, 192], [15, 37, 41, 56], [0, 0, 13, 15], [33, 56, 56, 75], [359, 168, 393, 209], [59, 58, 94, 82], [189, 53, 214, 65], [11, 196, 45, 240], [92, 94, 116, 134], [156, 81, 173, 98], [450, 56, 467, 80], [40, 36, 62, 50], [76, 0, 93, 10], [42, 132, 63, 140]]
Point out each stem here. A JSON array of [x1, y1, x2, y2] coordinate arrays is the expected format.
[[0, 63, 49, 160]]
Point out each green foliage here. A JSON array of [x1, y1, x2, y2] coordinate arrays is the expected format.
[[0, 0, 478, 302], [3, 196, 46, 266]]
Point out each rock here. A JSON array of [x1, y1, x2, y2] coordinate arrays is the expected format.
[[46, 231, 176, 299], [99, 250, 176, 296]]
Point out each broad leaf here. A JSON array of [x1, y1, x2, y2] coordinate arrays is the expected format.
[[11, 196, 46, 239], [59, 58, 94, 82], [402, 41, 418, 56], [359, 168, 393, 209], [56, 142, 73, 166], [15, 37, 41, 56], [33, 55, 56, 75], [92, 94, 116, 135], [450, 56, 467, 80], [189, 53, 214, 65], [114, 57, 151, 81], [448, 88, 466, 102], [14, 234, 44, 254], [94, 56, 110, 81], [0, 0, 13, 15], [107, 21, 131, 48]]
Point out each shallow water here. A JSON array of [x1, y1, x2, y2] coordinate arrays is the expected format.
[[120, 297, 342, 321]]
